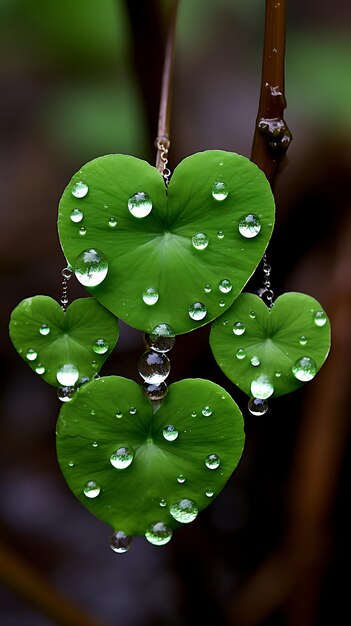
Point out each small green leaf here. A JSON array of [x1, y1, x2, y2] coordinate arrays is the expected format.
[[56, 377, 245, 536], [210, 292, 331, 398], [58, 151, 275, 334], [9, 296, 119, 387]]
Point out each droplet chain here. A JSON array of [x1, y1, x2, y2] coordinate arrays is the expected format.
[[258, 254, 274, 308], [61, 267, 72, 311]]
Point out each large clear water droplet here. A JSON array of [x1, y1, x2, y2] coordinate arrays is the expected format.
[[163, 425, 178, 441], [146, 328, 175, 353], [250, 355, 260, 367], [238, 214, 261, 238], [35, 364, 45, 375], [250, 376, 274, 399], [93, 338, 109, 354], [292, 356, 317, 381], [110, 530, 132, 553], [205, 454, 221, 470], [56, 364, 79, 386], [108, 217, 117, 228], [142, 381, 168, 401], [314, 311, 327, 327], [138, 350, 170, 384], [202, 405, 213, 417], [219, 279, 232, 293], [26, 348, 37, 361], [236, 348, 246, 360], [170, 498, 199, 524], [72, 181, 88, 198], [74, 249, 108, 287], [83, 480, 100, 498], [39, 324, 50, 336], [128, 192, 153, 218], [110, 446, 134, 469], [145, 522, 172, 546], [233, 322, 245, 335], [248, 397, 268, 416], [70, 208, 84, 223], [57, 386, 75, 402], [188, 302, 207, 321], [212, 181, 228, 201], [142, 287, 159, 305], [192, 232, 209, 250]]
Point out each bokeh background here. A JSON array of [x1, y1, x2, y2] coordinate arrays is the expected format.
[[1, 1, 350, 625]]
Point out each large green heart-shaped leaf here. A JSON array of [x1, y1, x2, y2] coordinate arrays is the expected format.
[[9, 296, 119, 387], [56, 376, 245, 538], [58, 151, 275, 335], [210, 292, 331, 398]]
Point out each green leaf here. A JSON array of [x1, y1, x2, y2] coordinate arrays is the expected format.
[[56, 376, 245, 536], [9, 296, 119, 387], [58, 151, 275, 335], [210, 292, 331, 398]]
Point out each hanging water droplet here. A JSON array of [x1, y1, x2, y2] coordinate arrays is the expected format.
[[83, 480, 100, 498], [177, 474, 185, 484], [238, 214, 261, 238], [248, 397, 268, 416], [110, 446, 134, 469], [142, 287, 159, 305], [108, 217, 117, 228], [219, 279, 232, 293], [275, 370, 282, 378], [192, 232, 209, 250], [202, 405, 213, 417], [233, 322, 245, 335], [39, 324, 50, 336], [57, 386, 75, 402], [170, 498, 199, 524], [212, 181, 229, 201], [138, 350, 170, 384], [115, 410, 123, 419], [163, 425, 179, 442], [145, 522, 172, 545], [110, 530, 132, 553], [236, 348, 246, 360], [142, 381, 168, 401], [35, 364, 45, 375], [314, 311, 327, 327], [205, 454, 221, 470], [250, 356, 260, 367], [56, 364, 79, 386], [299, 335, 307, 346], [79, 226, 86, 236], [93, 338, 109, 354], [72, 181, 88, 198], [249, 311, 256, 319], [250, 376, 274, 399], [206, 489, 214, 498], [129, 406, 137, 415], [146, 329, 175, 353], [26, 348, 37, 361], [74, 249, 108, 287], [70, 208, 84, 223], [159, 499, 167, 508], [204, 284, 212, 293], [188, 302, 207, 321], [128, 191, 153, 218], [292, 356, 317, 382], [217, 230, 224, 239]]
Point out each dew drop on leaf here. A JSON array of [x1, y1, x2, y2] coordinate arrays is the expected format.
[[142, 287, 159, 305], [35, 364, 45, 375], [236, 348, 246, 360], [219, 279, 232, 293], [292, 356, 317, 381], [238, 214, 261, 238], [128, 192, 153, 218], [93, 338, 109, 354], [110, 530, 132, 553], [233, 322, 245, 335], [170, 498, 199, 523], [74, 249, 108, 287], [250, 356, 260, 367], [108, 217, 117, 228], [56, 364, 79, 386], [250, 376, 274, 399], [299, 335, 307, 346], [57, 386, 75, 402], [192, 232, 209, 250], [129, 406, 137, 415], [188, 302, 207, 321], [314, 311, 327, 327], [26, 348, 37, 361], [202, 405, 213, 417], [39, 324, 50, 336], [145, 522, 172, 546], [205, 454, 221, 470], [162, 425, 179, 442], [212, 181, 228, 201], [138, 350, 170, 384], [159, 499, 167, 507], [115, 410, 123, 419], [204, 284, 212, 293], [72, 181, 88, 198], [79, 227, 87, 236], [217, 230, 224, 239], [177, 474, 185, 484], [206, 489, 214, 498], [83, 480, 100, 498], [145, 329, 175, 353], [70, 208, 84, 223], [110, 447, 134, 469]]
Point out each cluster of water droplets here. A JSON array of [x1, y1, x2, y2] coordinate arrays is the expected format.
[[139, 323, 175, 403]]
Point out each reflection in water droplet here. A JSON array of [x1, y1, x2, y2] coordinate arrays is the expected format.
[[83, 480, 100, 498], [236, 348, 246, 360], [146, 328, 175, 353], [292, 356, 317, 382], [163, 425, 178, 441], [35, 364, 45, 375], [202, 406, 213, 417], [205, 454, 221, 470], [138, 350, 170, 384], [188, 302, 207, 321], [110, 530, 132, 553], [128, 192, 153, 218], [93, 338, 109, 354], [39, 324, 50, 336], [217, 230, 224, 239], [129, 406, 137, 415], [159, 499, 167, 507], [142, 287, 159, 305], [250, 376, 274, 399], [70, 208, 83, 223], [250, 356, 260, 367], [299, 335, 307, 346], [56, 364, 79, 386], [108, 217, 117, 228], [72, 181, 88, 198], [79, 227, 87, 236], [57, 386, 75, 402], [110, 447, 134, 469], [170, 498, 199, 523], [249, 311, 256, 319], [233, 322, 245, 335], [206, 489, 214, 498], [26, 349, 37, 361], [74, 249, 108, 286], [314, 311, 327, 327], [115, 410, 123, 419], [248, 397, 268, 416], [219, 279, 232, 293], [192, 232, 209, 250], [212, 181, 228, 201], [204, 284, 212, 293], [145, 522, 172, 545], [238, 214, 261, 238], [177, 474, 185, 484], [142, 381, 168, 401]]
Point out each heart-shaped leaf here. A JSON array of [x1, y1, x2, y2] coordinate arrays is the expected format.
[[56, 376, 245, 538], [58, 151, 275, 335], [210, 292, 331, 398], [9, 296, 119, 387]]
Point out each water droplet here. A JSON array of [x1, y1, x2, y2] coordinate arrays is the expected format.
[[163, 425, 178, 442], [250, 356, 260, 367], [159, 499, 167, 508], [110, 447, 134, 469], [299, 335, 307, 346], [56, 364, 79, 386], [57, 386, 75, 402], [142, 381, 168, 401], [249, 311, 256, 319], [83, 480, 100, 498], [192, 232, 209, 250], [205, 454, 221, 470], [128, 191, 153, 218], [292, 356, 317, 382], [110, 530, 132, 553], [74, 249, 108, 286], [219, 279, 232, 293], [206, 489, 214, 498], [115, 410, 123, 419], [39, 324, 50, 336], [202, 405, 213, 417], [204, 284, 212, 293], [93, 338, 109, 354], [236, 348, 246, 360], [219, 300, 225, 307], [250, 376, 274, 399], [145, 522, 172, 545], [146, 328, 175, 353], [170, 498, 198, 524], [35, 364, 45, 375], [217, 230, 224, 239], [108, 217, 117, 228], [77, 376, 90, 387], [79, 226, 86, 236], [70, 208, 84, 223], [129, 406, 137, 415], [177, 474, 185, 484], [92, 441, 98, 448], [275, 370, 282, 378], [188, 302, 207, 321], [314, 311, 327, 327], [223, 320, 228, 326], [26, 349, 37, 361], [191, 411, 197, 418], [68, 461, 75, 467], [138, 350, 170, 384], [90, 409, 95, 416], [142, 287, 159, 305], [72, 181, 88, 198], [248, 397, 268, 415], [233, 322, 245, 335], [238, 214, 261, 238], [212, 181, 228, 201]]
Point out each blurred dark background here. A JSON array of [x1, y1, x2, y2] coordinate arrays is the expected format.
[[1, 1, 351, 625]]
